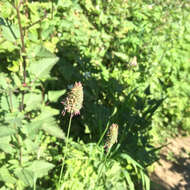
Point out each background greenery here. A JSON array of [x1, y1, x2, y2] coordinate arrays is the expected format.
[[0, 0, 189, 189]]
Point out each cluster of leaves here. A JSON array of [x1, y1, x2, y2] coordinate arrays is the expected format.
[[57, 140, 149, 190], [0, 0, 190, 189], [0, 44, 65, 189]]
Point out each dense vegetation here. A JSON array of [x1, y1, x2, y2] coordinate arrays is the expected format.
[[0, 0, 189, 189]]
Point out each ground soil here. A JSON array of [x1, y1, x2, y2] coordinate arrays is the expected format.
[[151, 136, 190, 190]]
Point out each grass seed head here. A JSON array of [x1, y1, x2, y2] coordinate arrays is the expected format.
[[61, 82, 83, 116], [104, 123, 119, 152]]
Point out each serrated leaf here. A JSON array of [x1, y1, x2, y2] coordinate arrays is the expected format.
[[14, 168, 34, 187], [11, 93, 19, 112], [28, 46, 59, 80], [0, 126, 17, 137], [114, 52, 129, 62], [42, 118, 65, 139], [48, 89, 66, 102], [0, 75, 8, 89], [0, 136, 15, 153], [24, 93, 42, 111], [28, 45, 56, 59], [0, 166, 17, 184], [24, 139, 39, 152], [27, 160, 54, 178], [5, 112, 23, 126], [29, 57, 59, 79], [1, 24, 19, 42], [0, 95, 9, 111], [12, 73, 22, 87], [37, 106, 59, 119], [0, 143, 15, 153], [23, 120, 43, 140]]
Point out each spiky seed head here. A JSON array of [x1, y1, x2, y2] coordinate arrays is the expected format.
[[61, 82, 83, 116], [104, 123, 119, 152]]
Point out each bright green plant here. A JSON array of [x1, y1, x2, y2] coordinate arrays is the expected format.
[[57, 139, 150, 190], [1, 0, 190, 189], [0, 1, 65, 189], [58, 82, 84, 187]]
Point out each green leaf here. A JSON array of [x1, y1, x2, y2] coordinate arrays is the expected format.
[[23, 107, 64, 139], [14, 168, 34, 187], [0, 74, 8, 89], [28, 46, 59, 80], [27, 160, 54, 178], [28, 45, 57, 59], [0, 95, 9, 111], [122, 170, 135, 190], [0, 166, 17, 184], [37, 106, 59, 118], [29, 57, 59, 79], [0, 126, 17, 137], [24, 139, 39, 152], [12, 73, 22, 87], [24, 93, 42, 111], [1, 24, 20, 42], [114, 52, 129, 62], [140, 170, 150, 190], [10, 93, 19, 112], [0, 2, 12, 18], [48, 89, 66, 102], [0, 136, 15, 153], [120, 153, 144, 169], [0, 186, 7, 190], [22, 120, 43, 140], [42, 118, 65, 139]]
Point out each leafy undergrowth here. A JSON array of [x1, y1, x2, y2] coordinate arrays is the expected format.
[[0, 0, 190, 189]]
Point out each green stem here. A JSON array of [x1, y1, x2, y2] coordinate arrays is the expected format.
[[58, 114, 73, 186], [8, 88, 13, 112], [96, 148, 111, 186], [97, 121, 110, 146], [33, 178, 36, 190], [51, 0, 54, 19], [97, 107, 117, 146], [13, 0, 27, 111]]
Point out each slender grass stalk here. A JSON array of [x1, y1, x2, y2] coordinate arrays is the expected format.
[[98, 107, 117, 146], [58, 114, 73, 187], [12, 0, 27, 111], [58, 82, 83, 188], [96, 147, 111, 187], [33, 178, 36, 190], [96, 123, 119, 186], [97, 121, 110, 146]]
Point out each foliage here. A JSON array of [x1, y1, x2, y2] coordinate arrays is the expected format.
[[58, 140, 149, 190], [0, 0, 190, 189]]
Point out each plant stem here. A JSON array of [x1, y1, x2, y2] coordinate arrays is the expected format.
[[14, 0, 27, 111], [96, 148, 111, 186], [8, 88, 13, 112], [58, 114, 73, 186], [97, 121, 110, 146], [51, 0, 54, 19], [33, 177, 36, 190], [26, 11, 47, 30]]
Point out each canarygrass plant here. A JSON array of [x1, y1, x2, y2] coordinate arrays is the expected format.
[[61, 82, 83, 116], [59, 82, 83, 187]]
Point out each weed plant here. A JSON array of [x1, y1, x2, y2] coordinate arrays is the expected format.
[[0, 0, 190, 189]]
